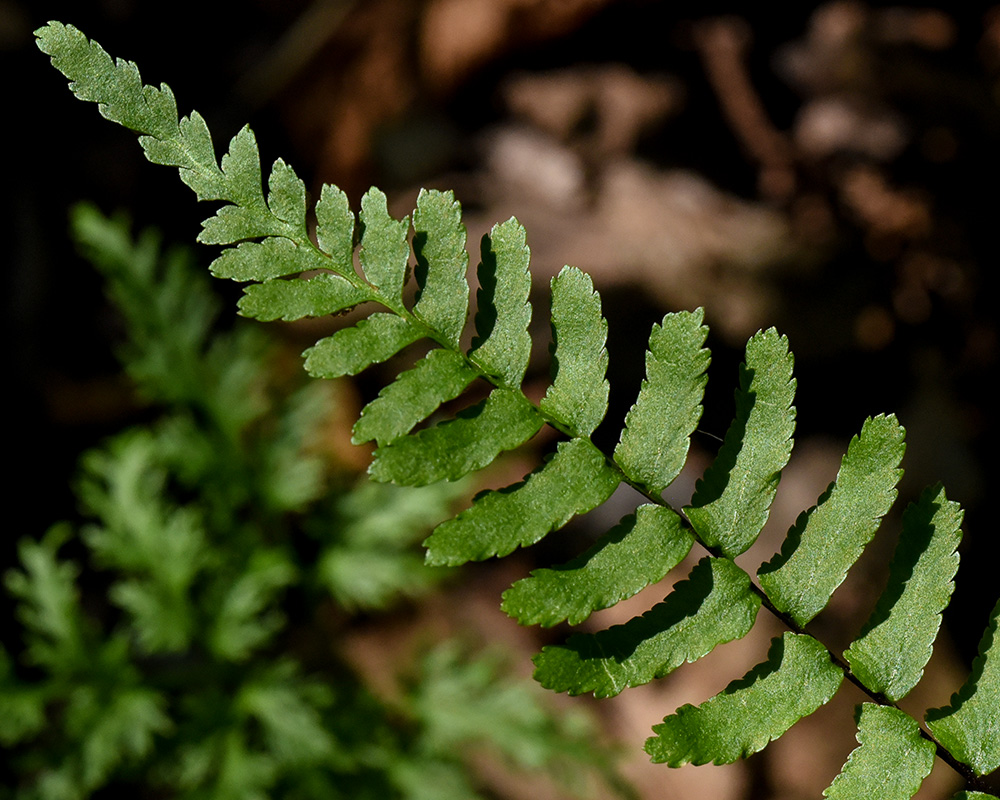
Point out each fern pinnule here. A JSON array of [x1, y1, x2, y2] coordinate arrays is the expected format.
[[645, 632, 844, 766], [823, 704, 935, 799], [926, 597, 1000, 776], [500, 503, 693, 627], [613, 308, 710, 494], [423, 437, 619, 566], [844, 483, 963, 701], [757, 413, 906, 627], [685, 328, 796, 558], [532, 556, 760, 698]]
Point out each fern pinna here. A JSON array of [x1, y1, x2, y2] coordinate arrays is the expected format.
[[37, 22, 1000, 798]]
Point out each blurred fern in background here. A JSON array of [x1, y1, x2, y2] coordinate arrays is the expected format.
[[0, 205, 625, 800]]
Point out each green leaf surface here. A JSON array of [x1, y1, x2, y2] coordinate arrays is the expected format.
[[423, 438, 619, 567], [5, 527, 86, 671], [615, 309, 710, 494], [266, 159, 307, 235], [369, 388, 542, 486], [197, 204, 288, 245], [951, 793, 1000, 799], [645, 632, 843, 765], [36, 23, 237, 203], [38, 22, 179, 144], [208, 550, 296, 662], [412, 189, 469, 349], [216, 125, 266, 208], [539, 266, 610, 438], [757, 414, 905, 627], [353, 348, 479, 447], [845, 484, 963, 701], [359, 188, 409, 307], [926, 596, 1000, 775], [314, 183, 356, 275], [469, 219, 533, 387], [533, 557, 760, 698], [303, 313, 422, 379], [210, 236, 326, 282], [685, 328, 796, 557], [823, 704, 935, 799], [238, 273, 371, 321], [501, 504, 693, 627]]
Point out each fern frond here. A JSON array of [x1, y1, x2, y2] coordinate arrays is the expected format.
[[844, 484, 963, 701], [822, 703, 935, 799], [501, 504, 693, 627], [39, 23, 1000, 791], [757, 414, 905, 626], [685, 328, 795, 558], [644, 632, 843, 765], [614, 309, 710, 494], [533, 557, 759, 698], [926, 597, 1000, 776]]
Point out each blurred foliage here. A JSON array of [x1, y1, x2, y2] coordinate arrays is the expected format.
[[0, 206, 626, 800]]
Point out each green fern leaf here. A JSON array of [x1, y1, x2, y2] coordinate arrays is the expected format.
[[359, 188, 410, 308], [314, 183, 357, 274], [303, 313, 422, 378], [36, 22, 219, 194], [423, 438, 618, 566], [469, 219, 533, 387], [533, 557, 760, 698], [209, 237, 326, 282], [685, 328, 795, 558], [645, 632, 843, 765], [238, 273, 372, 321], [265, 159, 308, 235], [539, 266, 610, 437], [822, 704, 935, 799], [757, 414, 905, 627], [926, 596, 1000, 775], [369, 388, 542, 486], [5, 526, 87, 672], [614, 309, 710, 494], [412, 189, 470, 349], [501, 504, 693, 627], [352, 348, 479, 447], [197, 158, 304, 245], [208, 550, 296, 662], [844, 484, 962, 701], [197, 203, 290, 245]]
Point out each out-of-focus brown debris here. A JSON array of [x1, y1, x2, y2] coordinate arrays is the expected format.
[[694, 17, 797, 200], [418, 0, 610, 93]]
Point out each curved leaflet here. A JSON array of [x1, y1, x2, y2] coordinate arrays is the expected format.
[[645, 632, 843, 765], [501, 504, 693, 627], [533, 557, 759, 698]]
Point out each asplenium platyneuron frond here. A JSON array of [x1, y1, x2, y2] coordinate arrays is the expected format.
[[38, 22, 1000, 797]]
